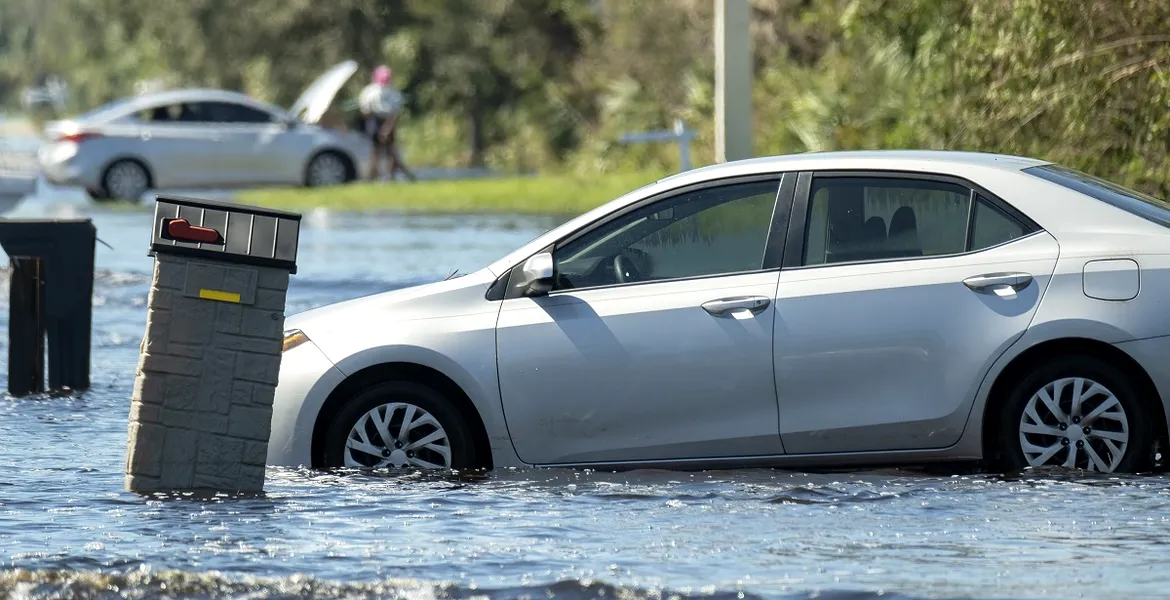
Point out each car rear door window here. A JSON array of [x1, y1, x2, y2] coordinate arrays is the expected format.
[[804, 177, 970, 265], [135, 103, 186, 122], [553, 180, 780, 289], [802, 176, 1035, 266]]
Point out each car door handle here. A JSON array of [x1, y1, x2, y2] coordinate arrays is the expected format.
[[963, 272, 1033, 296], [701, 296, 771, 316]]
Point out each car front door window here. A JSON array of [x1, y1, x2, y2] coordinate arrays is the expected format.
[[203, 102, 277, 124], [552, 180, 780, 290]]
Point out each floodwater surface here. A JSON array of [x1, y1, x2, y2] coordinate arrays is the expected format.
[[3, 203, 1170, 600]]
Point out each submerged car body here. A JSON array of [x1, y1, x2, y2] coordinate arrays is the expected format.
[[38, 61, 370, 201], [270, 150, 1170, 474]]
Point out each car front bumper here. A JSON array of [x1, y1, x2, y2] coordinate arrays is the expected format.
[[267, 338, 347, 467]]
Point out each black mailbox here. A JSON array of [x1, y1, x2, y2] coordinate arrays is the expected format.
[[0, 218, 96, 395], [150, 195, 302, 273]]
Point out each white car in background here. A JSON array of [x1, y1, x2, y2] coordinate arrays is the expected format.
[[37, 61, 371, 202]]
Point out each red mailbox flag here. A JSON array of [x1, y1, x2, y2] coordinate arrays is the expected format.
[[166, 219, 221, 244]]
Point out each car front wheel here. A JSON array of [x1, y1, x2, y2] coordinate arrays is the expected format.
[[998, 355, 1152, 473], [323, 381, 477, 470]]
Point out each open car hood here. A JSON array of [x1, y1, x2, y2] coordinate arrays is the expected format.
[[287, 60, 358, 124]]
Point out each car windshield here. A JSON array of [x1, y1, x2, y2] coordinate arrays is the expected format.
[[1024, 164, 1170, 228]]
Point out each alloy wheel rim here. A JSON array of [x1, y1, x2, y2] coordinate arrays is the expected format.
[[344, 402, 452, 469], [107, 163, 148, 199], [308, 154, 347, 186], [1018, 376, 1129, 472]]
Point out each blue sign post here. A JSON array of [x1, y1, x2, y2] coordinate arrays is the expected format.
[[619, 119, 698, 172]]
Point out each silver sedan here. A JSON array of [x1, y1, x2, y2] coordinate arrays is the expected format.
[[271, 150, 1170, 474], [38, 61, 371, 201]]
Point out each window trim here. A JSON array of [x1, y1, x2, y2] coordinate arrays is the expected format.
[[967, 191, 1029, 252], [492, 172, 797, 300], [784, 169, 1043, 270]]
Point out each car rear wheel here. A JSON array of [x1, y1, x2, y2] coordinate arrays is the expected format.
[[997, 355, 1152, 473], [101, 159, 151, 202], [323, 381, 477, 470], [305, 151, 351, 187]]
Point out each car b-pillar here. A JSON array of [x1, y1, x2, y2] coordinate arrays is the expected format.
[[125, 195, 302, 494]]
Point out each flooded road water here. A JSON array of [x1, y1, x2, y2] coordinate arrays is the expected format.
[[3, 203, 1170, 599]]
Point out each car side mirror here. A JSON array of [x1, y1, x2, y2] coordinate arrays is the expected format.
[[518, 252, 555, 297]]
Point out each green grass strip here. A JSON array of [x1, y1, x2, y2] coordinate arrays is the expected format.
[[236, 171, 668, 216]]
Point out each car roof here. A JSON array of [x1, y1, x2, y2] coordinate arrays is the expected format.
[[655, 150, 1050, 187], [80, 88, 285, 121], [134, 88, 257, 104]]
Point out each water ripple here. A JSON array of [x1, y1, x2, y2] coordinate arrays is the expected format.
[[0, 568, 965, 600]]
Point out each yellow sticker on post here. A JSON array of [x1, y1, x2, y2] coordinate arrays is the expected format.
[[198, 289, 242, 303]]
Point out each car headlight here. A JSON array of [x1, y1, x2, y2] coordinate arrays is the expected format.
[[282, 329, 309, 353]]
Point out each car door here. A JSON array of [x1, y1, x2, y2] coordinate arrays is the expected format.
[[128, 101, 222, 188], [495, 175, 796, 465], [200, 101, 302, 186], [772, 171, 1060, 454]]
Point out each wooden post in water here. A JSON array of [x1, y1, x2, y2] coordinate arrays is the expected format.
[[0, 219, 97, 396], [8, 257, 45, 396]]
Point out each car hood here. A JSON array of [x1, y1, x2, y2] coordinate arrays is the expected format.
[[288, 60, 358, 125], [284, 268, 498, 340]]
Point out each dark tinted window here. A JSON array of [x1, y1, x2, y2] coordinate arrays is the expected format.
[[138, 102, 274, 123], [553, 180, 779, 289], [134, 101, 274, 124], [803, 177, 970, 265], [1024, 164, 1170, 228], [135, 103, 186, 122], [970, 194, 1029, 251], [200, 102, 275, 123], [803, 177, 1034, 266]]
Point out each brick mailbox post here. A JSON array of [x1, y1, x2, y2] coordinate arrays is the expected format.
[[125, 195, 302, 494]]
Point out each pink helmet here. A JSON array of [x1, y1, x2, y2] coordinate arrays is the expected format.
[[372, 65, 391, 85]]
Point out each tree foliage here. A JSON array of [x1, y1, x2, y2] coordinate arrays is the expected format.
[[0, 0, 1166, 196]]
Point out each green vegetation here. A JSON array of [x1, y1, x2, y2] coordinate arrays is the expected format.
[[2, 0, 1168, 197], [237, 171, 666, 215]]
